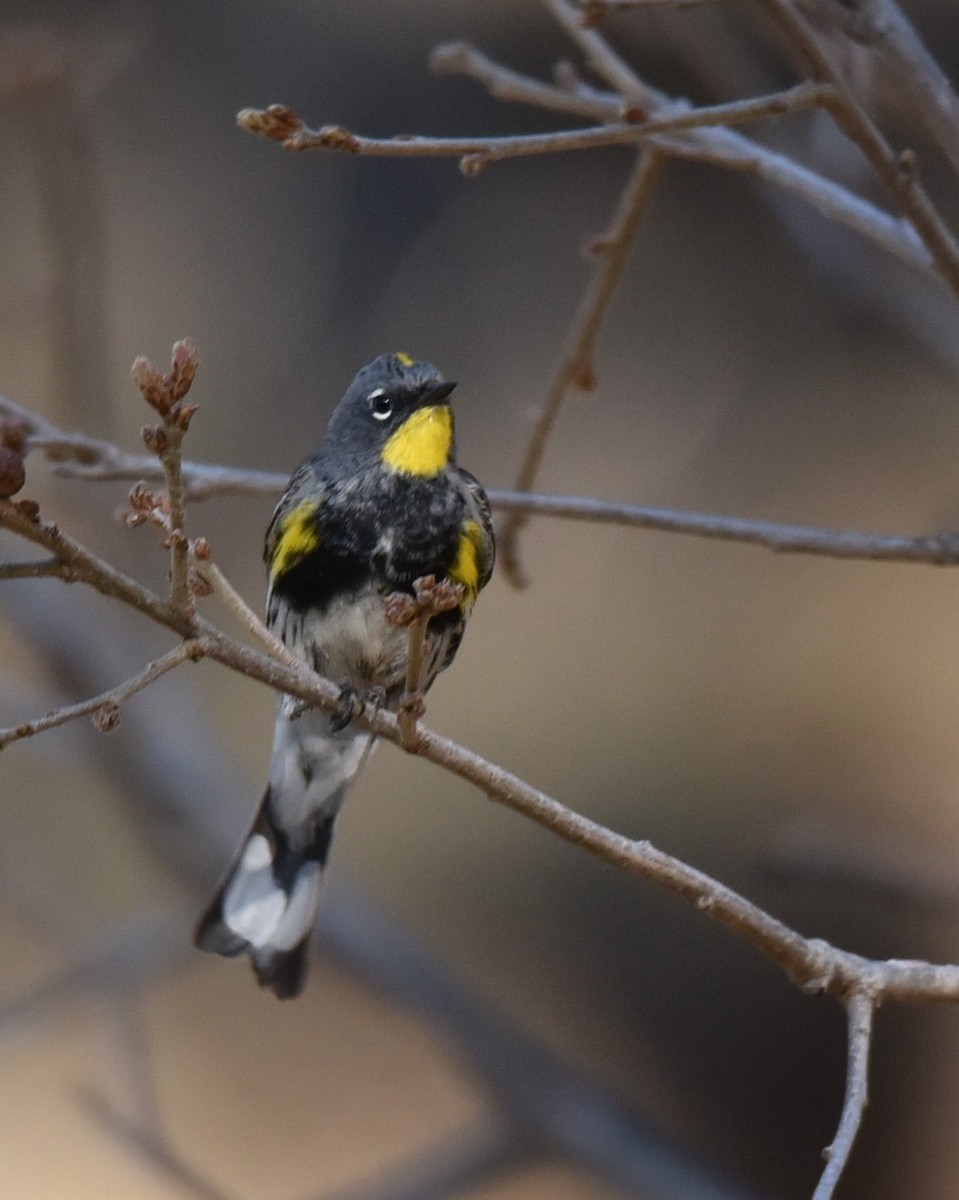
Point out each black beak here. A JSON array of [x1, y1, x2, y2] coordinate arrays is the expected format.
[[423, 380, 457, 405]]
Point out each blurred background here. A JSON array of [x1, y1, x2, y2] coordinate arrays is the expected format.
[[3, 1, 959, 1197]]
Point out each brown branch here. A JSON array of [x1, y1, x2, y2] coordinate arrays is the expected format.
[[0, 639, 203, 751], [131, 339, 201, 615], [813, 990, 874, 1200], [0, 556, 65, 580], [803, 0, 959, 177], [490, 490, 959, 565], [385, 576, 465, 750], [499, 148, 665, 586], [238, 83, 831, 174], [759, 0, 959, 301], [7, 492, 959, 1027], [432, 40, 934, 276], [0, 392, 283, 499], [11, 399, 959, 567]]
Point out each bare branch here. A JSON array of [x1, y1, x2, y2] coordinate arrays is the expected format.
[[12, 401, 959, 570], [385, 576, 465, 750], [239, 83, 832, 174], [759, 0, 959, 300], [795, 0, 959, 176], [813, 990, 874, 1200], [0, 639, 203, 751], [3, 583, 757, 1200], [131, 339, 201, 615], [0, 556, 65, 580], [433, 40, 934, 276], [194, 555, 301, 670], [499, 148, 665, 585], [11, 482, 959, 1004], [490, 490, 959, 565]]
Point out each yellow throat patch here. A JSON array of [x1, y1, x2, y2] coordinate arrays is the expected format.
[[270, 499, 320, 581], [382, 406, 452, 477]]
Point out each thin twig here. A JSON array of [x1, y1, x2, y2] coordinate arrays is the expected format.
[[806, 0, 959, 177], [194, 557, 302, 670], [813, 990, 874, 1200], [0, 556, 66, 580], [160, 424, 191, 613], [0, 639, 203, 751], [489, 490, 959, 565], [14, 410, 959, 567], [239, 83, 831, 173], [398, 612, 429, 749], [759, 0, 959, 301], [131, 340, 201, 616], [499, 148, 665, 585], [433, 40, 934, 276], [0, 389, 281, 497]]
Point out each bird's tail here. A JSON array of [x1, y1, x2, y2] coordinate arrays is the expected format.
[[194, 792, 337, 999], [195, 700, 375, 998]]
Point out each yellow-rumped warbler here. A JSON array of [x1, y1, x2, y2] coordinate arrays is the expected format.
[[195, 353, 494, 998]]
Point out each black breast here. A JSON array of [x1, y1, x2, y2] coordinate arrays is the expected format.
[[273, 471, 466, 613]]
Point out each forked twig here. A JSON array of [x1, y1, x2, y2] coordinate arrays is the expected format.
[[0, 639, 204, 751]]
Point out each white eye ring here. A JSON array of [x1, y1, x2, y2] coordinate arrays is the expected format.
[[368, 388, 393, 420]]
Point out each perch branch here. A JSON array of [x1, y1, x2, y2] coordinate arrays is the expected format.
[[9, 490, 959, 1011]]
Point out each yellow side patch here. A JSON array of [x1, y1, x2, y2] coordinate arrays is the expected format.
[[270, 500, 320, 581], [448, 520, 485, 612], [382, 405, 452, 477], [393, 351, 414, 367]]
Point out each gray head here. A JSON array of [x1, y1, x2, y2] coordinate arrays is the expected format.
[[324, 353, 458, 475]]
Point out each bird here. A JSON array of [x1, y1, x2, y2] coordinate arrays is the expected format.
[[194, 353, 495, 998]]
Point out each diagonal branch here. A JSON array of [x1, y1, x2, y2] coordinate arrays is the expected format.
[[7, 499, 959, 1010], [0, 639, 204, 751], [499, 147, 665, 585], [759, 0, 959, 300]]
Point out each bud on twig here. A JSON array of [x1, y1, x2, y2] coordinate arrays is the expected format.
[[92, 702, 121, 733], [0, 445, 25, 498]]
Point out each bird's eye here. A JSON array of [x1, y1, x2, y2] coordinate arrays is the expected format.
[[368, 388, 393, 420]]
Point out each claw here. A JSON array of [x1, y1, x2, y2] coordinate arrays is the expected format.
[[330, 683, 362, 733], [329, 683, 387, 732]]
